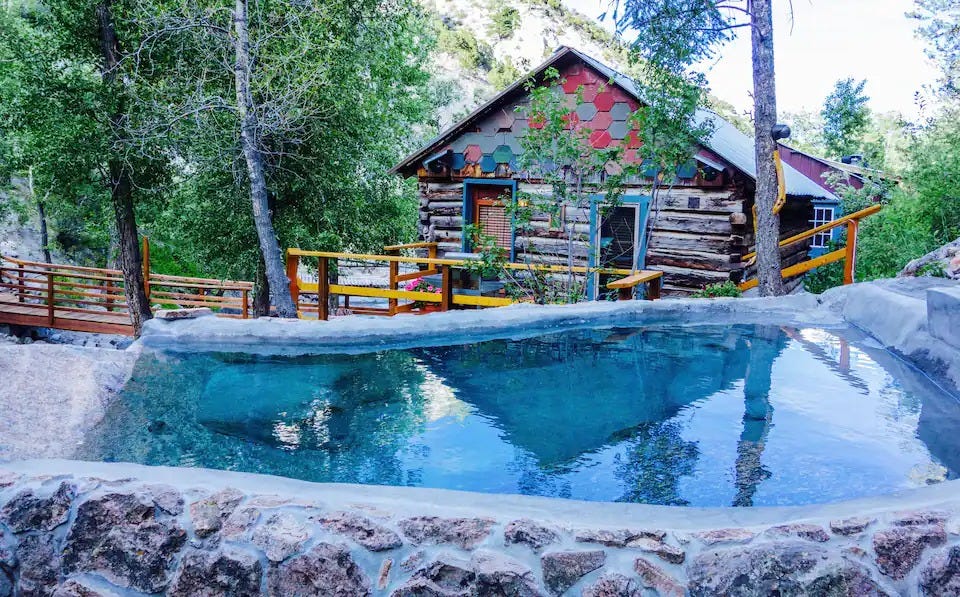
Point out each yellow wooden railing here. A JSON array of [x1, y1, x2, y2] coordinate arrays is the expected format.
[[285, 243, 654, 320], [738, 204, 882, 291]]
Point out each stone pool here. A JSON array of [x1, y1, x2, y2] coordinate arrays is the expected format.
[[80, 323, 958, 507]]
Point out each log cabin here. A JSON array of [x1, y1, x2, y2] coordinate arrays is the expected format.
[[391, 46, 849, 296]]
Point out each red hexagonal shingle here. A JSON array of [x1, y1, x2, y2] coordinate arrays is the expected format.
[[578, 83, 599, 103], [562, 73, 586, 93], [562, 111, 580, 129], [626, 130, 643, 149], [594, 90, 615, 112], [623, 148, 643, 164], [464, 144, 483, 162], [590, 112, 613, 131], [589, 130, 612, 149]]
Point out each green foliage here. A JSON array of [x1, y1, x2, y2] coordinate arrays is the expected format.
[[488, 3, 520, 39], [910, 0, 960, 97], [438, 26, 494, 71], [489, 58, 522, 90], [821, 78, 871, 160], [691, 281, 742, 298]]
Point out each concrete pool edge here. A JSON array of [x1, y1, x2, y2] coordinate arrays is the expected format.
[[1, 458, 959, 595]]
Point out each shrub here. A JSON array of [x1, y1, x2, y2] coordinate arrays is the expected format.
[[488, 58, 521, 90], [691, 281, 742, 298], [488, 4, 520, 39], [437, 27, 493, 71]]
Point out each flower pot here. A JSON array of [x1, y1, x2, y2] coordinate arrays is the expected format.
[[421, 304, 441, 313]]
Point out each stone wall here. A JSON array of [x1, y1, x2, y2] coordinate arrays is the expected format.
[[1, 463, 959, 596]]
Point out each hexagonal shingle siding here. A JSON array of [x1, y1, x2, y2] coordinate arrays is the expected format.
[[464, 145, 483, 163], [479, 154, 498, 173], [590, 112, 613, 131], [608, 120, 629, 140], [575, 103, 598, 121], [610, 102, 632, 121], [492, 145, 513, 163], [594, 90, 616, 112]]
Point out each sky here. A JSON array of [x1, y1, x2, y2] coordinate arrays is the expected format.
[[564, 0, 941, 119]]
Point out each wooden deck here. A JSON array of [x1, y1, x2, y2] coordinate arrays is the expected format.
[[0, 292, 134, 335]]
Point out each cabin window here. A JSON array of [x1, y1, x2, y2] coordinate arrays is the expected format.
[[474, 199, 513, 253], [810, 205, 836, 248], [463, 181, 516, 259], [600, 205, 639, 268]]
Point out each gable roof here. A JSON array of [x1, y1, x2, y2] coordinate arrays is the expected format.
[[393, 46, 837, 201]]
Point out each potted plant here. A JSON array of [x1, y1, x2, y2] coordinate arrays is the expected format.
[[404, 277, 442, 312]]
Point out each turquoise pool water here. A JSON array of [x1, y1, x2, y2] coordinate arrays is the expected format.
[[80, 324, 960, 506]]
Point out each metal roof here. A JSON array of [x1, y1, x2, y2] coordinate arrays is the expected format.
[[392, 46, 837, 201]]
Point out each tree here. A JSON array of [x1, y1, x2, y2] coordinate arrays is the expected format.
[[910, 0, 960, 98], [0, 0, 155, 333], [613, 0, 786, 295], [821, 78, 871, 160]]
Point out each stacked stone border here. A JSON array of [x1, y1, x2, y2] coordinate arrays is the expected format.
[[1, 462, 959, 595]]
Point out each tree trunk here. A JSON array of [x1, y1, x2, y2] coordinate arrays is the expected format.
[[28, 168, 52, 264], [253, 253, 271, 317], [233, 0, 297, 318], [750, 0, 785, 296], [96, 0, 153, 334]]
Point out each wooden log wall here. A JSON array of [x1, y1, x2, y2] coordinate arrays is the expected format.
[[418, 181, 464, 254]]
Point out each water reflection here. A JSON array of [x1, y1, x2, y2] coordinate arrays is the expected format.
[[74, 324, 960, 506]]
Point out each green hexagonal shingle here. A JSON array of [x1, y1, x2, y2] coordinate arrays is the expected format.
[[493, 145, 513, 163]]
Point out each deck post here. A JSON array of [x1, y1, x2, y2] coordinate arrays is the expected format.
[[317, 256, 329, 321], [141, 237, 151, 302], [285, 250, 300, 309], [617, 286, 632, 301], [46, 272, 54, 326], [647, 277, 662, 300], [388, 260, 399, 315], [241, 289, 249, 319], [843, 219, 859, 285], [440, 265, 453, 311], [17, 264, 24, 303]]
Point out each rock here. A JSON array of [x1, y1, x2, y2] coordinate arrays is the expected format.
[[892, 510, 948, 527], [919, 545, 960, 595], [873, 524, 947, 580], [766, 523, 830, 543], [392, 555, 474, 597], [378, 558, 393, 590], [472, 550, 541, 596], [62, 492, 188, 593], [634, 558, 685, 597], [15, 533, 60, 596], [252, 512, 310, 562], [540, 550, 605, 595], [582, 573, 641, 597], [575, 528, 665, 548], [626, 537, 685, 564], [153, 308, 214, 320], [0, 528, 14, 568], [0, 481, 75, 532], [900, 237, 960, 280], [400, 550, 426, 573], [503, 519, 560, 551], [687, 541, 891, 596], [0, 472, 20, 489], [142, 484, 184, 516], [52, 578, 124, 596], [0, 570, 10, 597], [270, 542, 371, 597], [830, 516, 875, 536], [221, 506, 261, 542], [693, 528, 756, 545], [317, 511, 402, 552], [398, 516, 495, 550], [189, 488, 244, 538], [168, 548, 263, 597]]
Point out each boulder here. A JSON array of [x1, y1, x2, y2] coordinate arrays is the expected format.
[[582, 573, 641, 597], [153, 308, 214, 320], [872, 524, 947, 579], [317, 511, 402, 552], [626, 537, 685, 564], [503, 519, 560, 551], [221, 506, 261, 542], [693, 528, 756, 546], [189, 488, 244, 538], [168, 548, 263, 597], [52, 578, 124, 596], [269, 542, 370, 597], [391, 555, 474, 597], [251, 512, 310, 562], [61, 493, 187, 593], [575, 528, 665, 548], [634, 558, 684, 597], [899, 237, 960, 280], [398, 516, 494, 550], [0, 481, 75, 533], [687, 541, 890, 596], [142, 484, 184, 516], [919, 545, 960, 595], [540, 550, 605, 595], [765, 523, 830, 543], [829, 517, 875, 536], [15, 533, 60, 596], [471, 550, 541, 596]]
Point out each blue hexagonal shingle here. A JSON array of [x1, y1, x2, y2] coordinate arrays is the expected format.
[[575, 103, 598, 121], [608, 120, 629, 140], [610, 102, 632, 121], [492, 145, 513, 163], [451, 153, 466, 170], [478, 135, 499, 153], [479, 154, 498, 173]]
